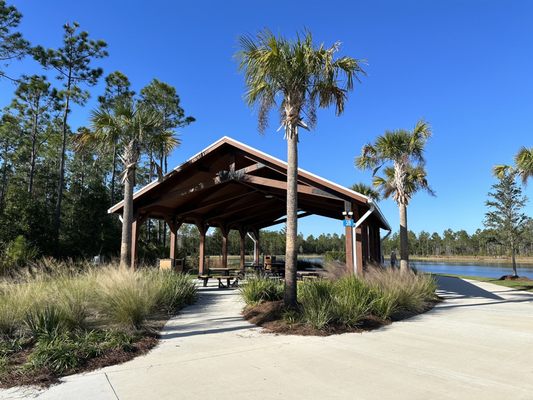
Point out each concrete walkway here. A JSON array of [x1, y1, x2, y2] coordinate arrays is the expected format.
[[2, 277, 533, 400]]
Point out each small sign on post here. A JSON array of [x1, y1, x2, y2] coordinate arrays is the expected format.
[[343, 219, 355, 227]]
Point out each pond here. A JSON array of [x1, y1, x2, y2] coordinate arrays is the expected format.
[[298, 256, 533, 279], [411, 261, 533, 279]]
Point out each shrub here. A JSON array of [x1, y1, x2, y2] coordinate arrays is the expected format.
[[333, 277, 376, 327], [29, 333, 81, 373], [1, 236, 38, 274], [148, 271, 197, 313], [240, 276, 284, 306], [25, 305, 66, 339], [298, 280, 335, 330]]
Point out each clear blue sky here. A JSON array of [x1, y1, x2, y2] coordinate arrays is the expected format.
[[2, 0, 532, 238]]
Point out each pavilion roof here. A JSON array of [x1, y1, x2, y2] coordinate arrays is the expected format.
[[108, 137, 390, 232]]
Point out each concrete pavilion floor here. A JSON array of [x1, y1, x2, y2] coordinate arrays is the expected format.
[[2, 276, 533, 400]]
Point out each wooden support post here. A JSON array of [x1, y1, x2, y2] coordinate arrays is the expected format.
[[354, 207, 364, 276], [252, 229, 260, 266], [221, 226, 229, 268], [165, 216, 182, 263], [344, 219, 354, 274], [367, 225, 374, 263], [196, 222, 207, 275], [361, 221, 369, 266], [239, 229, 246, 271]]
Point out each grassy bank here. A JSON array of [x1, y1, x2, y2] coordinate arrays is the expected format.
[[435, 273, 533, 292], [240, 269, 438, 334], [407, 255, 533, 265], [0, 262, 197, 387]]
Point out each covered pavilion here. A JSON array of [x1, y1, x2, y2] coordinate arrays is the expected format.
[[108, 137, 391, 275]]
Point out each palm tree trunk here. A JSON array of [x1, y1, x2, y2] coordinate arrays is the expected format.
[[511, 243, 517, 277], [399, 202, 409, 272], [120, 141, 137, 270], [284, 123, 298, 307], [110, 142, 117, 206]]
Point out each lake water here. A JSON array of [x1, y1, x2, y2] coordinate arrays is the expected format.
[[411, 261, 533, 279], [298, 256, 533, 278]]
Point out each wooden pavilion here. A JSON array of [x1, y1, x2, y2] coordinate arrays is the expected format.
[[108, 137, 390, 275]]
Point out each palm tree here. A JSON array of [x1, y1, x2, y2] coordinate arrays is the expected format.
[[493, 146, 532, 186], [237, 30, 365, 307], [355, 120, 433, 272], [515, 147, 532, 184], [351, 182, 381, 201], [89, 100, 164, 269]]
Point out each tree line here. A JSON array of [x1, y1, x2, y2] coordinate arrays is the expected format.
[[0, 2, 193, 270], [381, 224, 533, 259]]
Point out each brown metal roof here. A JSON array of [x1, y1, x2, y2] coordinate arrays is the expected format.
[[108, 137, 390, 232]]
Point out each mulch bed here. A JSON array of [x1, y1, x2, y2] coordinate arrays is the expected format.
[[0, 335, 159, 389], [243, 299, 439, 336]]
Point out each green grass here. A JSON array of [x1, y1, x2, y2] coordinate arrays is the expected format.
[[0, 262, 197, 384], [434, 273, 533, 292]]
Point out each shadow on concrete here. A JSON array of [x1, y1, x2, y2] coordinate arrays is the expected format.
[[160, 324, 253, 340], [435, 276, 503, 300]]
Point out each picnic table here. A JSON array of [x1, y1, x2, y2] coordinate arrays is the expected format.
[[198, 268, 243, 288]]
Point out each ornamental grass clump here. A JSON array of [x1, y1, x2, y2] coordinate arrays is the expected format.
[[240, 275, 284, 306], [364, 268, 437, 316], [298, 279, 335, 330], [241, 267, 438, 333], [0, 262, 197, 386], [148, 270, 197, 314], [95, 268, 160, 330]]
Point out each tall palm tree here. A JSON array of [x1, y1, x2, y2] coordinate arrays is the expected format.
[[351, 182, 381, 201], [237, 30, 365, 307], [355, 120, 433, 272], [514, 146, 532, 185], [89, 100, 164, 269], [493, 146, 532, 186]]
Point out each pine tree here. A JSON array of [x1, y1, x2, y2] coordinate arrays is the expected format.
[[484, 170, 528, 276]]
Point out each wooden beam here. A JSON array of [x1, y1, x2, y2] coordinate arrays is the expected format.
[[204, 196, 275, 223], [243, 175, 343, 201], [256, 211, 312, 229]]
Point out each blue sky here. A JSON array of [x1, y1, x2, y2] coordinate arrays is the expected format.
[[2, 0, 532, 238]]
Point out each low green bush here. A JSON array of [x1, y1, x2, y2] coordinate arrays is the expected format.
[[148, 270, 197, 313], [332, 277, 376, 327], [240, 276, 284, 306], [25, 305, 66, 339], [29, 333, 81, 373], [242, 268, 437, 331], [298, 279, 335, 329]]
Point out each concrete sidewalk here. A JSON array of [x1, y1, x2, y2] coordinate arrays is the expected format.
[[2, 277, 533, 400]]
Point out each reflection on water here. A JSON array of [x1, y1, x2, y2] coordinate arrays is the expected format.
[[299, 256, 533, 279]]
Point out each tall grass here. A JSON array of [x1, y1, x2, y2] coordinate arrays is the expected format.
[[0, 264, 197, 337], [241, 268, 437, 331], [239, 276, 284, 306]]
